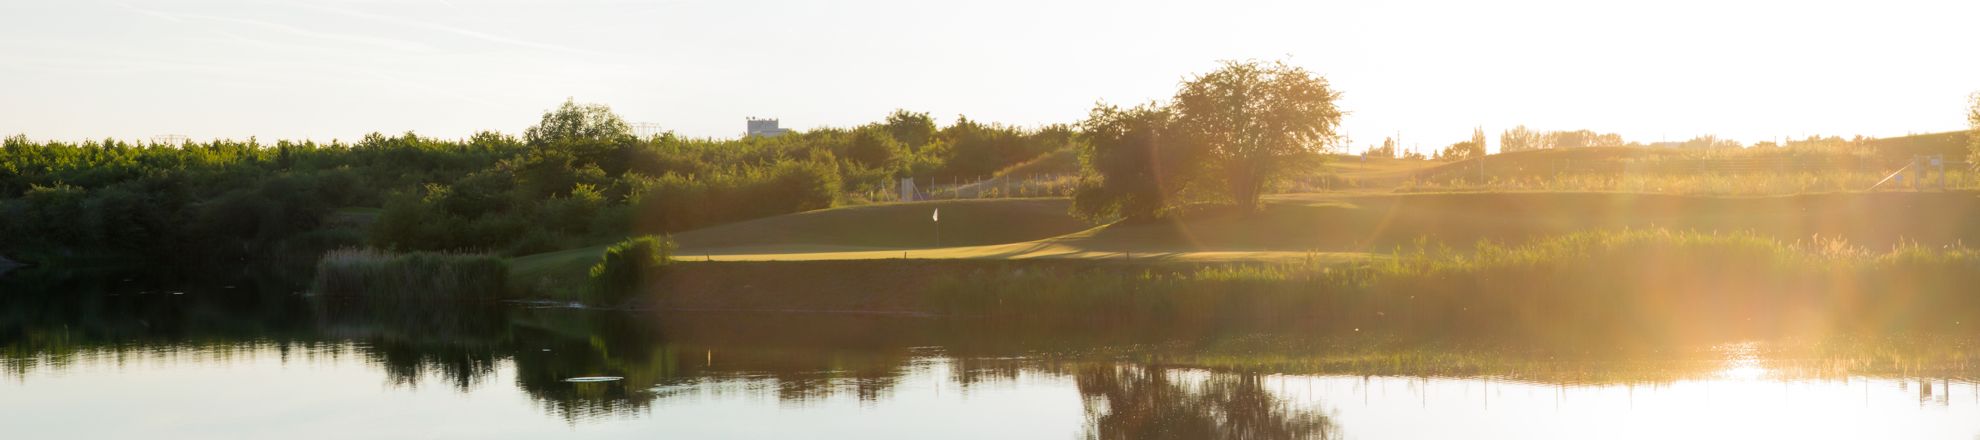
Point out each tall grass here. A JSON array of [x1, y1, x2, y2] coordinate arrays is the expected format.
[[312, 248, 509, 302], [932, 229, 1980, 344], [1398, 170, 1980, 194]]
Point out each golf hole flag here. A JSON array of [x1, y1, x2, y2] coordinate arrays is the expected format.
[[932, 208, 939, 222]]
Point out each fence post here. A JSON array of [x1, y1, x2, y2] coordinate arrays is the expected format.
[[1910, 156, 1921, 191]]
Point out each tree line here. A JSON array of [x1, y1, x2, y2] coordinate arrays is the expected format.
[[0, 101, 1071, 262], [8, 63, 1973, 264]]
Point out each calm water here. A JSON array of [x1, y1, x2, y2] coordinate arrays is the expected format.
[[4, 268, 1980, 439]]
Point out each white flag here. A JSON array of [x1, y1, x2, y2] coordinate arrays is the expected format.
[[932, 208, 940, 222]]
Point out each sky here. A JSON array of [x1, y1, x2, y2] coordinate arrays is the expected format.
[[3, 0, 1977, 153]]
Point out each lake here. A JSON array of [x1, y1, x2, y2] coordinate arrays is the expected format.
[[4, 268, 1979, 439]]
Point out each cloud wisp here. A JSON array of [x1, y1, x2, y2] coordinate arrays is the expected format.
[[297, 2, 613, 58], [117, 3, 433, 53]]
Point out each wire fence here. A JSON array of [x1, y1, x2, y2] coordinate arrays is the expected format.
[[852, 155, 1978, 202], [1402, 155, 1977, 194], [850, 173, 1082, 203]]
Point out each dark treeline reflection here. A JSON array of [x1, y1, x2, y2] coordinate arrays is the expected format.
[[1076, 365, 1340, 440], [6, 267, 1980, 430]]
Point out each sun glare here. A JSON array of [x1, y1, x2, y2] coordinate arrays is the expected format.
[[1713, 342, 1770, 382]]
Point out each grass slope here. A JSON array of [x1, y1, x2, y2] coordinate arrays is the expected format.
[[1863, 130, 1969, 157], [1090, 191, 1980, 253], [669, 191, 1980, 259], [1316, 154, 1442, 186], [509, 191, 1980, 292], [672, 197, 1087, 249], [507, 198, 1094, 292]]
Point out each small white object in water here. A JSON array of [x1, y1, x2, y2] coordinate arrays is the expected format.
[[563, 376, 623, 383], [170, 291, 184, 295]]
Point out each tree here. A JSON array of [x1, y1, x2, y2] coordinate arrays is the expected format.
[[1071, 103, 1193, 222], [1470, 127, 1488, 155], [884, 109, 937, 150], [1590, 132, 1625, 147], [1437, 128, 1486, 161], [1548, 130, 1590, 149], [1172, 60, 1343, 211], [525, 98, 632, 147], [1366, 137, 1397, 158], [515, 100, 634, 196], [1679, 135, 1740, 150], [845, 126, 902, 168], [1500, 125, 1544, 153], [1437, 141, 1480, 161]]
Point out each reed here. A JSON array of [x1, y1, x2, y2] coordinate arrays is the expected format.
[[311, 248, 509, 301]]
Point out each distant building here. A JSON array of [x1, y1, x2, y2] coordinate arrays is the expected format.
[[746, 117, 791, 137]]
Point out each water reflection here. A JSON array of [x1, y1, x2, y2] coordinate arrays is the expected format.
[[4, 268, 1980, 438], [1076, 365, 1340, 439]]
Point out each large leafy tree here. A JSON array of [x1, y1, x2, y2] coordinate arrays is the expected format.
[[883, 109, 936, 150], [1172, 60, 1343, 211], [1500, 125, 1543, 152], [1438, 127, 1487, 160], [1071, 102, 1194, 221], [845, 126, 902, 168], [524, 98, 633, 146], [516, 99, 631, 196]]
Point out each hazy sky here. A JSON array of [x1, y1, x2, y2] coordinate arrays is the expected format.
[[4, 0, 1977, 153]]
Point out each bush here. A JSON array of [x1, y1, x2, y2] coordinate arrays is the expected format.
[[588, 235, 675, 305]]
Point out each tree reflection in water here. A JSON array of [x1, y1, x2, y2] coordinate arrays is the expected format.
[[8, 267, 1980, 434], [1076, 365, 1339, 440]]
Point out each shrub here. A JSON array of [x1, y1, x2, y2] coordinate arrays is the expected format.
[[588, 235, 675, 305]]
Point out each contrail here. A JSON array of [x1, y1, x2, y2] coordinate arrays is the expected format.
[[117, 3, 431, 52], [299, 2, 612, 58]]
